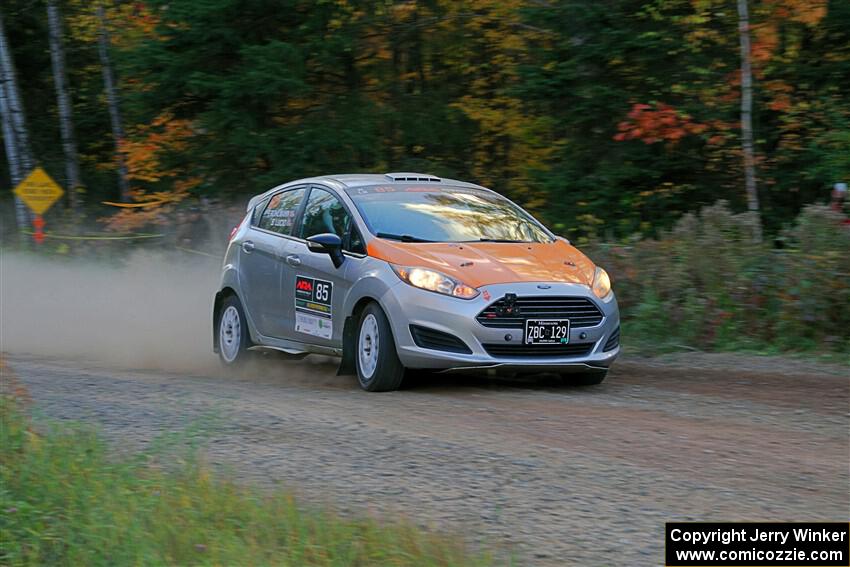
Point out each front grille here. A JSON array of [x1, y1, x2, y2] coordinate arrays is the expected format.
[[410, 325, 472, 354], [482, 342, 594, 358], [477, 296, 603, 329], [603, 326, 620, 352]]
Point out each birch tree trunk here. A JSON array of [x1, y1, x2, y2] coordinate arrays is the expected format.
[[96, 3, 130, 202], [0, 79, 20, 182], [47, 0, 82, 210], [0, 79, 30, 231], [0, 11, 32, 232], [0, 10, 33, 173], [737, 0, 761, 226]]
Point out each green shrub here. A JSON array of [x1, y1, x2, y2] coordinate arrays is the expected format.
[[0, 398, 498, 566], [586, 201, 850, 356]]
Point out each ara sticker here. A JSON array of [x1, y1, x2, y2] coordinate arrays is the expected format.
[[294, 276, 333, 339]]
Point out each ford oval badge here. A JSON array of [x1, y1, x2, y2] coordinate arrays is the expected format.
[[537, 284, 552, 289]]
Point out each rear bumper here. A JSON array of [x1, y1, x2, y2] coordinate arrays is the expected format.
[[380, 280, 620, 372]]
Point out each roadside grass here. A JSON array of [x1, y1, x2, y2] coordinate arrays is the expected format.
[[619, 334, 850, 367], [619, 317, 850, 364], [619, 317, 850, 367], [0, 396, 500, 567]]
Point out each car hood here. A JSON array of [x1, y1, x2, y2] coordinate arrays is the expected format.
[[366, 238, 596, 288]]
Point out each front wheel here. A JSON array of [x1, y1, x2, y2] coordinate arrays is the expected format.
[[356, 302, 405, 392], [562, 370, 607, 386], [217, 295, 251, 366]]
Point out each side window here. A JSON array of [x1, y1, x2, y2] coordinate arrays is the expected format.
[[299, 188, 350, 242], [258, 188, 306, 235]]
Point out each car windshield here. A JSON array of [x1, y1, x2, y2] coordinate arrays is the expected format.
[[349, 186, 553, 243]]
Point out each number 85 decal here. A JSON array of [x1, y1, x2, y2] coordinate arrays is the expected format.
[[315, 282, 330, 302]]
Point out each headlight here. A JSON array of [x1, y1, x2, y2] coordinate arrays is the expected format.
[[391, 265, 480, 299], [591, 266, 612, 299]]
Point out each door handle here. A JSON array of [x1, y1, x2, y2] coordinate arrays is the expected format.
[[285, 254, 302, 267], [242, 240, 255, 253]]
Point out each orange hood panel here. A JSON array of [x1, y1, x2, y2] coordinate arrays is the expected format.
[[367, 239, 596, 288]]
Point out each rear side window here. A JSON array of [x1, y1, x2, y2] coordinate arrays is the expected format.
[[258, 188, 306, 235], [251, 198, 268, 226]]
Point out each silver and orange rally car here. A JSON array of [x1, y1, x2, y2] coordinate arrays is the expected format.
[[213, 173, 620, 391]]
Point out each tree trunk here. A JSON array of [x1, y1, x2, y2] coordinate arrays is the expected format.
[[0, 79, 30, 232], [96, 3, 130, 202], [0, 78, 20, 182], [0, 11, 33, 233], [737, 0, 760, 225], [47, 0, 82, 210], [0, 10, 34, 173]]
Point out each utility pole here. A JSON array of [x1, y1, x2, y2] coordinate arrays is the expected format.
[[96, 3, 130, 202], [737, 0, 761, 235], [47, 0, 83, 210]]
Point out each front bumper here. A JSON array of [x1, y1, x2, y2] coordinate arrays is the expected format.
[[380, 280, 620, 372]]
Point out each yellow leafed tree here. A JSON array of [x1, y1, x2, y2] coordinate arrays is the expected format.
[[439, 0, 555, 211]]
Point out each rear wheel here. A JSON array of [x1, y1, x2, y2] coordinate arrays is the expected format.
[[356, 302, 405, 392], [563, 370, 607, 386], [217, 295, 250, 366]]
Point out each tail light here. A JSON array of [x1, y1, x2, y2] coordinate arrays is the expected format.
[[230, 215, 248, 241]]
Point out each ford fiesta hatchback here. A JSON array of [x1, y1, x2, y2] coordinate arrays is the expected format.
[[213, 173, 620, 391]]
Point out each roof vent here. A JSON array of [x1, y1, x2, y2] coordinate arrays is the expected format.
[[385, 172, 442, 183]]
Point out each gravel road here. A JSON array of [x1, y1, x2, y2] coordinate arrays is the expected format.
[[5, 352, 849, 565]]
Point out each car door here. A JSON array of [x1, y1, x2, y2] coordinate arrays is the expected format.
[[282, 185, 363, 348], [240, 187, 306, 339]]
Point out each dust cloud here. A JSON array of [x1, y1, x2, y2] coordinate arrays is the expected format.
[[1, 251, 222, 373]]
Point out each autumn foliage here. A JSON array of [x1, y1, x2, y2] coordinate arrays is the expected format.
[[614, 103, 707, 145], [103, 112, 201, 233], [1, 0, 847, 237]]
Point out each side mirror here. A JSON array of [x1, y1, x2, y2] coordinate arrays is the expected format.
[[306, 233, 344, 268]]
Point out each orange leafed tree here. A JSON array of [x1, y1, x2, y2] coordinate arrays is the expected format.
[[104, 112, 201, 232], [751, 0, 827, 64], [614, 103, 707, 145]]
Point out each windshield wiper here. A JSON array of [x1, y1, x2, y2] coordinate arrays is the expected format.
[[473, 238, 530, 243], [376, 232, 434, 243]]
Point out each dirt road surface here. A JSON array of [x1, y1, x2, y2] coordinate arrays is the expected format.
[[5, 353, 849, 565]]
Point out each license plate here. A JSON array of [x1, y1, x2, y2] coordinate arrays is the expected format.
[[524, 319, 571, 345]]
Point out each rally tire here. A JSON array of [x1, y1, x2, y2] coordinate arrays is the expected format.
[[355, 302, 405, 392], [563, 370, 607, 386], [217, 295, 251, 367]]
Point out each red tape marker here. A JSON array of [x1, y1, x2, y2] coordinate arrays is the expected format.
[[32, 215, 45, 244]]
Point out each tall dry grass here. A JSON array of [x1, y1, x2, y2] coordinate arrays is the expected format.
[[588, 201, 850, 356]]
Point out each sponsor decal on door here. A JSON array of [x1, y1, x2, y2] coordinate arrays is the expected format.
[[294, 276, 333, 339]]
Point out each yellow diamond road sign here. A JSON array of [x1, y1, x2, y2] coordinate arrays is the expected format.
[[13, 167, 64, 215]]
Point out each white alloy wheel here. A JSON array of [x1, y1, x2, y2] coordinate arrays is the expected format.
[[354, 302, 405, 391], [358, 313, 379, 380], [219, 305, 242, 363]]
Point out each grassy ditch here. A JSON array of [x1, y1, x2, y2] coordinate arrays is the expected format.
[[0, 396, 498, 566]]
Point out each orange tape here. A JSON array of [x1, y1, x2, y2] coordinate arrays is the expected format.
[[101, 200, 169, 208]]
